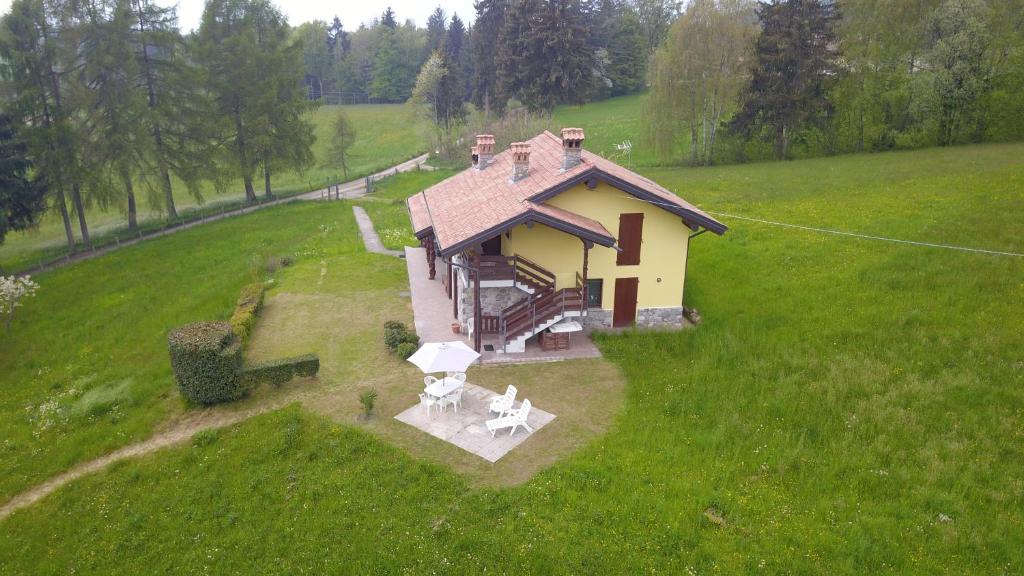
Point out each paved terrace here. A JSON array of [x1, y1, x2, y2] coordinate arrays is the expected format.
[[404, 246, 602, 365], [394, 382, 555, 462]]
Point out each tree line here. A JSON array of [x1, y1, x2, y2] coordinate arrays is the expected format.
[[0, 0, 315, 252], [645, 0, 1024, 165], [296, 1, 667, 109]]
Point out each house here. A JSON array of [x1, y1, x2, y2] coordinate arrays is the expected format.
[[406, 129, 727, 353]]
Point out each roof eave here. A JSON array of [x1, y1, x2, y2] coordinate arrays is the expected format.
[[437, 209, 615, 259], [528, 167, 728, 235]]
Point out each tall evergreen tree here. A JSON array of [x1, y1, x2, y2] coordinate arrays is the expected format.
[[0, 113, 47, 245], [471, 0, 508, 116], [195, 0, 312, 201], [731, 0, 839, 159], [0, 0, 80, 250], [500, 0, 596, 112], [437, 13, 467, 130], [76, 0, 151, 229], [426, 6, 447, 54], [380, 7, 398, 29], [129, 0, 196, 218]]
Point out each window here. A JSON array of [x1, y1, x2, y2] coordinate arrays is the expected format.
[[616, 213, 644, 265], [586, 279, 603, 308]]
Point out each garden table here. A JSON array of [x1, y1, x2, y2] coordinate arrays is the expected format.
[[424, 377, 463, 400]]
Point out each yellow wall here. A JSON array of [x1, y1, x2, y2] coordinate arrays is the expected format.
[[500, 181, 690, 310]]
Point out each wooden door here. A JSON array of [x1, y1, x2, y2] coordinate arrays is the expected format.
[[613, 277, 639, 327]]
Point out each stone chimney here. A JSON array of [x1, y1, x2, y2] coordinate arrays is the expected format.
[[561, 127, 585, 170], [510, 142, 531, 182], [475, 134, 495, 169]]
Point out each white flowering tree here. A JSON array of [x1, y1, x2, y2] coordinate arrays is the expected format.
[[0, 275, 39, 333]]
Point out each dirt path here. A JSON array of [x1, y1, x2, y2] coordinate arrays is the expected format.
[[0, 394, 310, 521]]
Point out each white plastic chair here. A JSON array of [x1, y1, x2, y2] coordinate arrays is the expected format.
[[439, 387, 464, 413], [486, 399, 533, 437], [418, 392, 439, 416], [451, 372, 467, 383], [488, 385, 517, 417], [424, 375, 440, 387]]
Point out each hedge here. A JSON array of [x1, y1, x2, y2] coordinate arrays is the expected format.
[[168, 321, 244, 405], [239, 353, 320, 388], [230, 283, 265, 344]]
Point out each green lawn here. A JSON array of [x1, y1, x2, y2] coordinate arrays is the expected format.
[[356, 168, 457, 250], [1, 142, 1022, 573], [552, 93, 657, 167], [0, 104, 426, 271]]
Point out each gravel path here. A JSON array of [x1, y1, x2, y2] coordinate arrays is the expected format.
[[16, 154, 429, 276]]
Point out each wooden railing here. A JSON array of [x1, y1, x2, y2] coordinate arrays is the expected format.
[[480, 315, 500, 334], [499, 286, 584, 350], [476, 254, 556, 290]]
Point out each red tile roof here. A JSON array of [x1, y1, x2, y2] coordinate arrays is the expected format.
[[408, 131, 726, 256]]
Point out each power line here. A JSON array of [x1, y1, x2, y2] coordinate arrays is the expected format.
[[615, 194, 1024, 258]]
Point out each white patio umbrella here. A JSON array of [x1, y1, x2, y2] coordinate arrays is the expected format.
[[406, 341, 480, 374]]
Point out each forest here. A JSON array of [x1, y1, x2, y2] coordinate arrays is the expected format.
[[1, 0, 1022, 254]]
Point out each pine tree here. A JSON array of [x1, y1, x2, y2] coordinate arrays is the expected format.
[[0, 113, 47, 245], [380, 7, 397, 29], [0, 0, 80, 250], [196, 0, 312, 201], [76, 0, 151, 230], [499, 0, 596, 113], [731, 0, 839, 159], [471, 0, 509, 117], [426, 6, 447, 54]]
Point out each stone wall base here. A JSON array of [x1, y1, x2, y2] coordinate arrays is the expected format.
[[582, 307, 685, 329], [635, 306, 684, 328]]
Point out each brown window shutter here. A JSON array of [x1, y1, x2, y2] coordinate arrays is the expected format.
[[616, 213, 644, 265]]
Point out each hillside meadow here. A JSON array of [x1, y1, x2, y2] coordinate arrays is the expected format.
[[0, 142, 1021, 573], [0, 104, 425, 271]]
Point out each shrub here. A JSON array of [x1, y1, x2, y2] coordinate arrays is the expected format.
[[230, 283, 265, 344], [239, 353, 320, 388], [384, 320, 417, 351], [359, 387, 378, 416], [395, 341, 418, 360], [168, 322, 243, 405]]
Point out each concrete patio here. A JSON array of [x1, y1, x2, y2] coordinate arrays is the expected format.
[[405, 246, 602, 364], [394, 382, 555, 462]]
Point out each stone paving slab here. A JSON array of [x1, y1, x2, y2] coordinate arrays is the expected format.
[[394, 382, 555, 463], [353, 206, 403, 257]]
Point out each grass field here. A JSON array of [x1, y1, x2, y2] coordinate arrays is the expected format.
[[355, 168, 457, 250], [0, 104, 426, 270], [1, 142, 1022, 573]]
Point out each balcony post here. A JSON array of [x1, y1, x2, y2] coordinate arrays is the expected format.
[[582, 240, 591, 316], [473, 252, 482, 353]]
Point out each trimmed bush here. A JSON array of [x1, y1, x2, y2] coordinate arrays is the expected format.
[[384, 321, 418, 351], [168, 322, 243, 405], [230, 283, 265, 344], [395, 342, 418, 360], [239, 353, 320, 388]]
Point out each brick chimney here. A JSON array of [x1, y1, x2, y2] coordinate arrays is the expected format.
[[510, 142, 530, 182], [561, 127, 585, 170], [475, 134, 495, 169]]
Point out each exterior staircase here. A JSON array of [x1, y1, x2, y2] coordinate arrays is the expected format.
[[498, 268, 585, 353]]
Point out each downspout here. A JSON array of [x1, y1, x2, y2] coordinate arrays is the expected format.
[[681, 228, 708, 310]]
